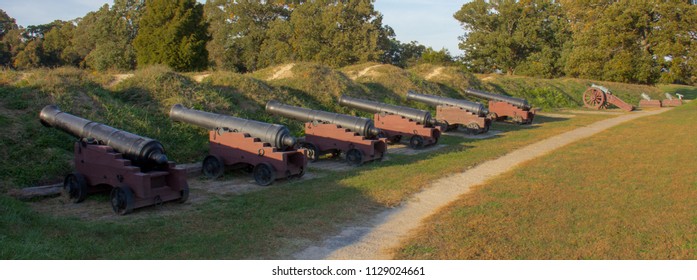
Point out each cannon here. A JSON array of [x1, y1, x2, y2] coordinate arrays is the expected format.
[[406, 91, 491, 134], [39, 105, 188, 215], [583, 85, 634, 112], [463, 88, 535, 124], [338, 96, 440, 149], [639, 93, 662, 108], [662, 93, 683, 107], [265, 101, 387, 165], [169, 105, 306, 186]]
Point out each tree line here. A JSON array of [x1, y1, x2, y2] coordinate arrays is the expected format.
[[0, 0, 444, 72], [0, 0, 695, 85], [458, 0, 697, 84]]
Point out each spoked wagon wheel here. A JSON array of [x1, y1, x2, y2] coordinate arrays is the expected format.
[[110, 185, 134, 215], [253, 163, 276, 186], [583, 87, 607, 109]]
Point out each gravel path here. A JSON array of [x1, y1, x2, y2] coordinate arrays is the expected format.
[[294, 108, 672, 260]]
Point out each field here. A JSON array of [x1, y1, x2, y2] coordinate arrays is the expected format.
[[395, 101, 697, 259], [0, 63, 695, 259]]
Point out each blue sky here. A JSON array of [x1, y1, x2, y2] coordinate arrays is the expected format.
[[0, 0, 468, 55]]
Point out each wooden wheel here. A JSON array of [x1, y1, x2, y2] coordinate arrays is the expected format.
[[63, 173, 88, 203], [583, 88, 607, 109], [346, 149, 363, 166], [110, 185, 134, 215], [253, 163, 276, 186], [202, 155, 224, 179], [300, 142, 319, 162], [408, 135, 425, 149]]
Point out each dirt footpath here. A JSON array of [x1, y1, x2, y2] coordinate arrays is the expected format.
[[293, 107, 672, 260]]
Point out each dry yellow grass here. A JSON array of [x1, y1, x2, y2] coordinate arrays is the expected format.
[[395, 102, 697, 259]]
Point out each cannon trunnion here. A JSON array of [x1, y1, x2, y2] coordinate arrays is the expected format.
[[39, 105, 188, 215], [169, 105, 307, 186], [265, 101, 386, 166]]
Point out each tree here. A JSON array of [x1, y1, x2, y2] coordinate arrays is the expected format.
[[421, 47, 454, 65], [261, 0, 389, 68], [454, 0, 570, 77], [562, 0, 697, 84], [134, 0, 208, 71], [12, 40, 43, 69], [382, 39, 427, 68], [0, 9, 19, 66], [203, 0, 231, 70], [43, 20, 79, 66], [224, 0, 290, 71], [305, 0, 388, 67]]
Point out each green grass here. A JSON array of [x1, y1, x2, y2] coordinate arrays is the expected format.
[[1, 64, 695, 259], [0, 112, 610, 259], [394, 102, 697, 259], [658, 84, 697, 100]]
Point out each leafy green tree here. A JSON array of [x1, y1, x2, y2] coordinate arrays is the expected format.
[[12, 40, 43, 69], [562, 0, 697, 84], [258, 16, 295, 69], [455, 0, 570, 77], [134, 0, 209, 71], [0, 9, 19, 66], [382, 39, 427, 68], [43, 20, 79, 66], [10, 22, 60, 69], [263, 0, 389, 68], [227, 0, 290, 71], [421, 47, 454, 65], [203, 0, 231, 70]]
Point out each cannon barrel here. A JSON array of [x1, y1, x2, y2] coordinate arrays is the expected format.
[[265, 101, 381, 137], [463, 88, 530, 110], [406, 91, 489, 116], [169, 104, 296, 149], [338, 96, 436, 126], [39, 105, 168, 166]]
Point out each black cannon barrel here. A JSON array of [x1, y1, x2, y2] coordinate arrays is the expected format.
[[265, 101, 381, 137], [169, 104, 296, 149], [406, 91, 489, 116], [464, 88, 530, 110], [39, 105, 168, 166], [338, 96, 436, 126]]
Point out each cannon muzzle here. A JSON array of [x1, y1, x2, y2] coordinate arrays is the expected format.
[[406, 91, 488, 116], [39, 105, 169, 166], [169, 104, 296, 149], [338, 96, 437, 126], [463, 88, 530, 110], [265, 101, 381, 137]]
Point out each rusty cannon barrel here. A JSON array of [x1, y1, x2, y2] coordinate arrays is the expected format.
[[406, 91, 489, 116], [265, 100, 381, 137], [338, 95, 437, 126], [463, 88, 530, 110], [39, 105, 169, 166], [169, 104, 296, 149]]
